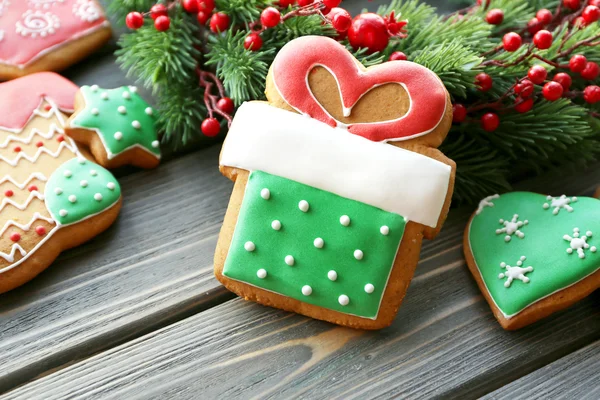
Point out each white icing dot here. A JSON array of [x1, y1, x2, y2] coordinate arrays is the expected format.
[[338, 294, 350, 306], [132, 120, 141, 129], [101, 92, 109, 100], [90, 85, 99, 92], [244, 241, 255, 252], [107, 182, 116, 190], [94, 193, 103, 201], [59, 209, 68, 217], [114, 131, 123, 140], [145, 107, 153, 115], [257, 269, 267, 279], [118, 106, 126, 114], [90, 169, 98, 176], [78, 157, 86, 164], [63, 170, 72, 178], [364, 283, 375, 294], [260, 188, 270, 200], [380, 226, 390, 235], [54, 188, 63, 195], [91, 108, 99, 116], [354, 249, 364, 260], [301, 285, 313, 296], [340, 215, 350, 226], [285, 255, 295, 266], [298, 200, 309, 212], [68, 195, 77, 203], [80, 180, 88, 188], [129, 86, 138, 93], [314, 237, 324, 249], [152, 140, 160, 148], [122, 91, 131, 100], [328, 270, 337, 281], [271, 220, 281, 230]]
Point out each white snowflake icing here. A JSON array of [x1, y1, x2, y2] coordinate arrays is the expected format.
[[543, 195, 577, 215], [496, 214, 528, 242], [476, 194, 500, 215], [28, 0, 64, 9], [499, 256, 533, 288], [563, 228, 597, 259], [0, 0, 10, 17], [15, 10, 61, 38], [72, 0, 101, 22]]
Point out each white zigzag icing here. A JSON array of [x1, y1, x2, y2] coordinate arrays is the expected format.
[[0, 212, 54, 238], [0, 173, 48, 190], [0, 123, 64, 148], [0, 191, 44, 212], [0, 244, 26, 262], [0, 141, 77, 167]]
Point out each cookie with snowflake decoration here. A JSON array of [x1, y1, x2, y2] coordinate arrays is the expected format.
[[214, 36, 455, 329], [464, 192, 600, 330], [65, 85, 161, 169], [0, 73, 123, 294], [0, 0, 111, 80]]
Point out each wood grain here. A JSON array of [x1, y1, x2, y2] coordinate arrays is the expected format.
[[4, 165, 600, 399]]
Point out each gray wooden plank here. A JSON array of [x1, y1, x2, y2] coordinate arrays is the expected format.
[[0, 146, 234, 394], [484, 340, 600, 400], [4, 166, 600, 400]]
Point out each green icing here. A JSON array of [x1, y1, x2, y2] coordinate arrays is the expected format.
[[223, 170, 406, 319], [469, 192, 600, 317], [71, 85, 161, 159], [44, 157, 122, 225]]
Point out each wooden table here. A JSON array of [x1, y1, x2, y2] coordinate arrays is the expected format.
[[1, 1, 599, 398]]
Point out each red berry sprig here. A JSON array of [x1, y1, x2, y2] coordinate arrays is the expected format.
[[485, 9, 504, 25], [197, 69, 234, 137]]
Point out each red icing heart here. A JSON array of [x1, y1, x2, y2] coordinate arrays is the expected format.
[[272, 36, 448, 142]]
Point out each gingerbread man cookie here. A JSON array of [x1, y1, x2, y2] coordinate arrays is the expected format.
[[0, 73, 122, 294], [464, 192, 600, 330], [214, 36, 455, 329], [0, 0, 111, 80]]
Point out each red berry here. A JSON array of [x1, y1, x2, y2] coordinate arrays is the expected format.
[[35, 226, 46, 236], [527, 18, 543, 35], [56, 134, 64, 142], [198, 0, 215, 13], [4, 190, 13, 197], [515, 97, 534, 113], [552, 72, 572, 91], [583, 5, 600, 23], [528, 65, 548, 84], [347, 13, 390, 53], [475, 72, 493, 92], [574, 16, 588, 27], [28, 185, 38, 192], [217, 97, 235, 114], [486, 9, 504, 25], [515, 79, 535, 98], [452, 104, 467, 123], [154, 15, 170, 31], [533, 30, 553, 49], [570, 54, 587, 72], [244, 33, 263, 51], [36, 141, 43, 147], [323, 0, 341, 7], [481, 113, 500, 132], [536, 9, 553, 25], [125, 12, 144, 29], [298, 0, 313, 5], [201, 118, 221, 137], [584, 85, 600, 103], [210, 12, 230, 33], [278, 0, 296, 6], [563, 0, 581, 9], [13, 146, 21, 152], [581, 61, 600, 79], [261, 7, 281, 28], [589, 0, 600, 7], [328, 7, 352, 33], [197, 11, 210, 25], [502, 32, 522, 52], [542, 81, 564, 101], [182, 0, 199, 13], [150, 4, 168, 20], [389, 51, 407, 61], [10, 233, 20, 242]]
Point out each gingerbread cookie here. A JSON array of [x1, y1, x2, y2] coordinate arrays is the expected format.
[[0, 73, 122, 294], [214, 36, 455, 329], [464, 192, 600, 330], [0, 0, 111, 80], [66, 85, 161, 169]]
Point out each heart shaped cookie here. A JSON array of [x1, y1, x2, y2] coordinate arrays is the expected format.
[[464, 192, 600, 330]]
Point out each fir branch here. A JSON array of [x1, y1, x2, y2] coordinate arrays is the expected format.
[[376, 0, 436, 28], [263, 14, 335, 48], [106, 0, 155, 24], [214, 0, 271, 26], [472, 0, 533, 33], [351, 47, 387, 67]]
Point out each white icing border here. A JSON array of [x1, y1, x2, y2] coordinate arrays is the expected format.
[[220, 102, 451, 228]]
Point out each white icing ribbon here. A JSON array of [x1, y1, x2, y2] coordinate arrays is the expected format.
[[0, 141, 77, 166], [0, 243, 26, 262], [0, 190, 44, 212], [0, 173, 47, 189], [0, 212, 54, 238], [220, 102, 452, 228]]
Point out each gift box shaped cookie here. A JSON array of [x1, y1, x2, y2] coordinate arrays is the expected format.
[[215, 36, 455, 329]]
